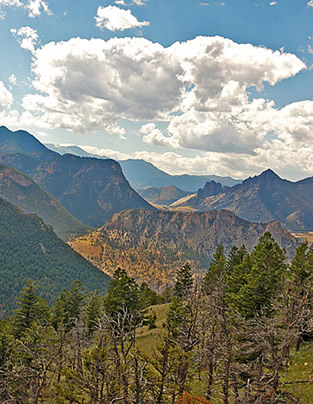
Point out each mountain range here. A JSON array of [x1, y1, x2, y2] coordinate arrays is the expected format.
[[0, 126, 154, 228], [0, 125, 312, 298], [0, 197, 110, 317], [174, 169, 313, 232], [69, 209, 296, 291], [45, 143, 241, 191], [118, 159, 241, 191]]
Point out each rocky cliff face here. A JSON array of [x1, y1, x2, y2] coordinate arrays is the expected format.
[[197, 180, 229, 198], [177, 169, 313, 232], [70, 209, 297, 292]]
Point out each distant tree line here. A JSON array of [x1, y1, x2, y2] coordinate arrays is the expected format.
[[0, 232, 312, 403]]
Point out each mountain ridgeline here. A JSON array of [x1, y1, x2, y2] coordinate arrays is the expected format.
[[25, 154, 155, 228], [0, 126, 155, 227], [70, 209, 297, 292], [175, 169, 313, 232], [44, 143, 242, 191], [0, 125, 55, 156], [139, 185, 192, 206], [0, 163, 91, 240], [0, 197, 110, 317]]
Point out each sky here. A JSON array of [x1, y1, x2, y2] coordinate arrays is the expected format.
[[0, 0, 313, 180]]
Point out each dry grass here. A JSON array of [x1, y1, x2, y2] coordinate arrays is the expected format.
[[291, 232, 313, 245]]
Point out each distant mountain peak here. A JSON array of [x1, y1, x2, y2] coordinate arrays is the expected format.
[[0, 125, 55, 155], [197, 180, 226, 198], [243, 168, 282, 187], [0, 125, 10, 132], [259, 168, 280, 178]]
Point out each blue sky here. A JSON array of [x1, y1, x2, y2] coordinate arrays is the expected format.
[[0, 0, 313, 180]]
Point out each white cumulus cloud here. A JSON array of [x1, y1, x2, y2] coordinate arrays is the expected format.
[[115, 0, 149, 5], [22, 36, 182, 133], [0, 0, 51, 17], [0, 0, 21, 6], [11, 26, 38, 53], [0, 81, 13, 111], [18, 34, 313, 178], [26, 0, 51, 17], [95, 5, 149, 31], [140, 123, 175, 147], [0, 81, 20, 128]]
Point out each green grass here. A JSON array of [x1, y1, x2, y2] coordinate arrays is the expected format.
[[136, 304, 313, 403], [282, 342, 313, 403], [136, 303, 169, 354]]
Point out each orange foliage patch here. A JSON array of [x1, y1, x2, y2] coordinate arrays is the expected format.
[[177, 391, 212, 404]]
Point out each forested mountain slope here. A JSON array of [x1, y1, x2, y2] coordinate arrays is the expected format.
[[0, 163, 91, 240], [0, 125, 55, 157], [0, 198, 110, 316]]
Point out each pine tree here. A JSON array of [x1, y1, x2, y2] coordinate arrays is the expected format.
[[234, 232, 287, 318], [225, 249, 251, 307], [13, 281, 49, 338], [289, 242, 312, 286], [202, 245, 226, 294], [174, 263, 194, 299], [288, 243, 313, 350], [84, 292, 102, 335], [104, 268, 142, 326], [225, 245, 248, 275], [52, 280, 86, 331]]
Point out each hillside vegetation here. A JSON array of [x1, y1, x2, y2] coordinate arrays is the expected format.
[[0, 234, 312, 403], [70, 209, 296, 291], [0, 198, 110, 316], [0, 163, 91, 240]]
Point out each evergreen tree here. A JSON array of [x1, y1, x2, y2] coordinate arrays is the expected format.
[[225, 245, 248, 274], [202, 245, 226, 294], [13, 281, 49, 338], [104, 268, 142, 326], [52, 280, 86, 331], [289, 242, 313, 286], [174, 263, 194, 299], [84, 292, 102, 335], [288, 243, 313, 350], [233, 232, 287, 318], [225, 250, 251, 307], [138, 282, 164, 308]]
